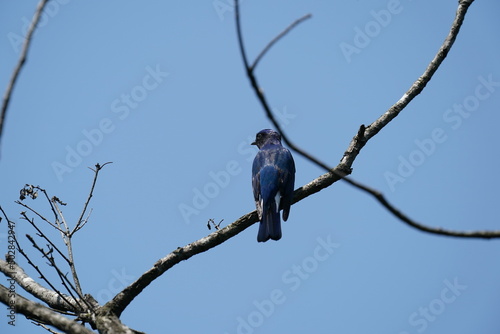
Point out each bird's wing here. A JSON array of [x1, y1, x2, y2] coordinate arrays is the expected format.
[[277, 147, 295, 221], [252, 152, 263, 220]]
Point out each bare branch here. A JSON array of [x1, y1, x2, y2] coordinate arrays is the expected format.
[[24, 234, 88, 311], [47, 198, 89, 300], [1, 206, 87, 312], [15, 164, 111, 304], [73, 162, 112, 236], [0, 258, 80, 312], [74, 208, 92, 234], [67, 162, 111, 299], [207, 218, 224, 231], [94, 306, 139, 334], [0, 0, 50, 150], [0, 284, 93, 334], [1, 163, 111, 330], [16, 200, 64, 233], [52, 199, 70, 234], [235, 0, 333, 172], [39, 186, 63, 226], [233, 0, 495, 239], [251, 13, 312, 71], [32, 321, 65, 334], [107, 210, 259, 317], [359, 0, 475, 143], [17, 210, 71, 264], [19, 185, 63, 228]]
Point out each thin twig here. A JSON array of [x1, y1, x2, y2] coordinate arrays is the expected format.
[[51, 198, 85, 299], [1, 207, 87, 312], [0, 0, 50, 149], [207, 218, 224, 231], [251, 13, 312, 70], [25, 234, 88, 312], [16, 200, 64, 233], [74, 208, 92, 234], [28, 185, 63, 227], [31, 321, 64, 334], [235, 0, 336, 172], [66, 162, 111, 300], [19, 211, 71, 265], [72, 162, 112, 236], [234, 0, 492, 239]]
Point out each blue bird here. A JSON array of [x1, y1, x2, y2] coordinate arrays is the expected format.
[[252, 129, 295, 242]]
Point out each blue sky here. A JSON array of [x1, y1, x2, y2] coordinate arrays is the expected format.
[[1, 0, 500, 333]]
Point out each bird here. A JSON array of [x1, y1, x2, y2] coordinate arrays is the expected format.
[[251, 129, 295, 242]]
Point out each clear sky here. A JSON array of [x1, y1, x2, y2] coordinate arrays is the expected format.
[[1, 1, 500, 333]]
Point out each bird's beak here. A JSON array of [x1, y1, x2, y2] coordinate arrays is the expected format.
[[251, 141, 257, 145]]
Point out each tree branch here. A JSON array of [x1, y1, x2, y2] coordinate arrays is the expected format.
[[234, 0, 496, 239], [25, 233, 88, 311], [0, 206, 81, 312], [17, 197, 64, 233], [100, 171, 369, 317], [15, 206, 71, 264], [106, 209, 257, 317], [0, 258, 80, 312], [73, 162, 112, 236], [251, 13, 312, 71], [0, 0, 49, 150], [0, 284, 93, 334], [100, 0, 497, 319], [360, 0, 475, 142]]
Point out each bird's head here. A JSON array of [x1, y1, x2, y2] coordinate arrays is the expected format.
[[251, 129, 282, 149]]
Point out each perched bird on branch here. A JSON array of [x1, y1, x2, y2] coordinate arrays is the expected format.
[[251, 129, 295, 242]]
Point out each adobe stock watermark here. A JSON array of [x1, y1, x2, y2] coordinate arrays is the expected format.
[[7, 0, 72, 53], [398, 277, 467, 334], [177, 106, 296, 225], [5, 220, 17, 326], [51, 64, 169, 182], [384, 74, 500, 192], [95, 268, 135, 304], [224, 235, 340, 334], [339, 0, 403, 64], [212, 0, 246, 21]]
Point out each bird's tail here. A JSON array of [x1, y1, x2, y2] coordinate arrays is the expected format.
[[257, 200, 281, 242]]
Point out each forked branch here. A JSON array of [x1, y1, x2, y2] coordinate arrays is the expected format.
[[234, 0, 498, 239]]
